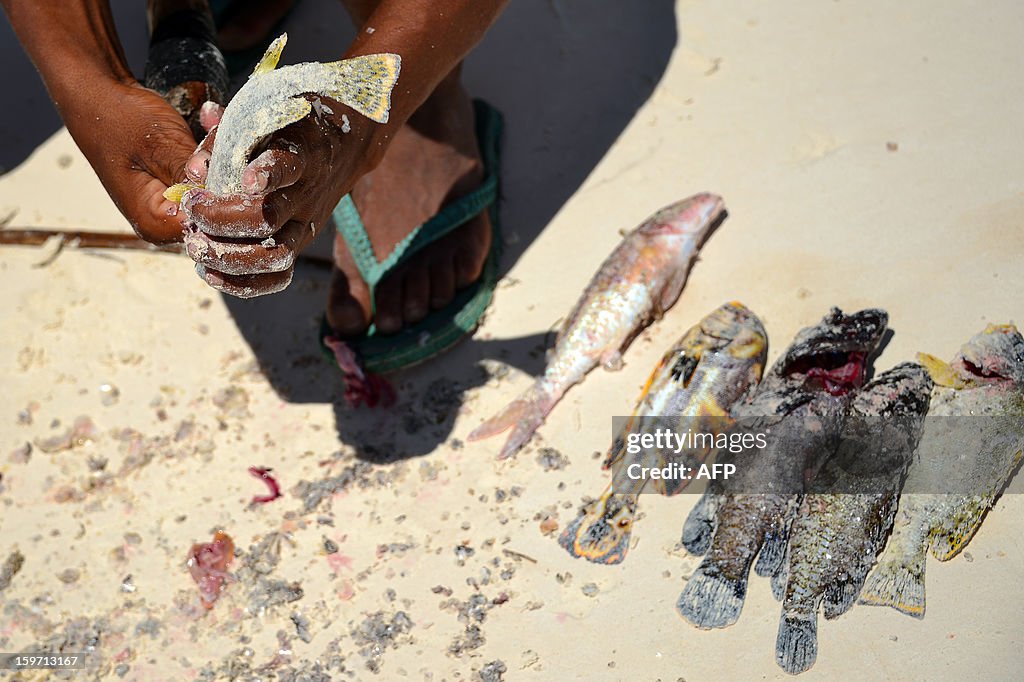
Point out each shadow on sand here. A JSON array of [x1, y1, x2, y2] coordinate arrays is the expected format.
[[1, 0, 678, 461]]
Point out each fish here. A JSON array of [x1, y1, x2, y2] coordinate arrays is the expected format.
[[858, 324, 1024, 618], [775, 362, 933, 675], [677, 307, 888, 630], [165, 33, 400, 200], [558, 301, 767, 564], [468, 193, 727, 459]]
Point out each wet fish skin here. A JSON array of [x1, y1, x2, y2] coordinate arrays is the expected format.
[[775, 362, 933, 675], [859, 324, 1024, 619], [468, 193, 726, 460], [560, 302, 768, 564], [677, 307, 889, 630]]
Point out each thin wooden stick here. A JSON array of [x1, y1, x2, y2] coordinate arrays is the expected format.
[[0, 228, 184, 253]]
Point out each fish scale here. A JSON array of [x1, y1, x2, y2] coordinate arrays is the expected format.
[[859, 324, 1024, 619], [468, 193, 726, 460], [677, 307, 889, 631], [775, 361, 933, 675], [559, 302, 768, 564]]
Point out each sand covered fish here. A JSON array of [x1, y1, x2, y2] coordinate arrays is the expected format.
[[165, 33, 400, 200], [559, 302, 767, 564], [859, 324, 1024, 618], [468, 193, 726, 459], [677, 307, 888, 630], [775, 362, 933, 675]]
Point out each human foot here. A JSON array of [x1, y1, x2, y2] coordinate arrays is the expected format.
[[326, 74, 493, 336]]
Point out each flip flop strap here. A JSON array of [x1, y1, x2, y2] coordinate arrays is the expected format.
[[332, 168, 498, 316]]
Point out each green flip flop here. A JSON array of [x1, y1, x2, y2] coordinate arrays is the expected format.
[[321, 99, 503, 379]]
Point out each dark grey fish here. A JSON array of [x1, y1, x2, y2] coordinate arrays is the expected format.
[[677, 307, 889, 630], [775, 362, 933, 675]]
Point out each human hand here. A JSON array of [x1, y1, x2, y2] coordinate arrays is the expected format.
[[180, 97, 382, 298], [63, 81, 200, 243]]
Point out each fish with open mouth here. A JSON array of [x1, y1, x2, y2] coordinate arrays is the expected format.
[[775, 362, 933, 675], [858, 324, 1024, 618], [677, 307, 889, 630], [559, 302, 767, 564], [468, 193, 726, 460]]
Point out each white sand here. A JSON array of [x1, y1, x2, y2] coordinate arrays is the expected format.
[[1, 0, 1022, 679]]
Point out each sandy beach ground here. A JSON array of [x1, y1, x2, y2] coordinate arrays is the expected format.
[[1, 1, 1022, 679]]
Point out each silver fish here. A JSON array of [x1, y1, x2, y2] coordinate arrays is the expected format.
[[775, 362, 933, 675], [468, 193, 726, 459], [559, 302, 767, 564], [859, 324, 1024, 618], [677, 307, 889, 630]]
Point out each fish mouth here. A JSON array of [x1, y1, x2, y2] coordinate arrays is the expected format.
[[786, 350, 868, 396], [779, 308, 889, 396], [642, 193, 726, 236], [955, 324, 1024, 385]]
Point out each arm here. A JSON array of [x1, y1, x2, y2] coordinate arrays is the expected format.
[[181, 0, 509, 297], [2, 0, 198, 242]]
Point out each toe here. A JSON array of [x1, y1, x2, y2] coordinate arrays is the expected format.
[[403, 266, 431, 324], [429, 255, 456, 309], [454, 214, 491, 288], [373, 274, 404, 334], [326, 237, 371, 336], [327, 268, 370, 336]]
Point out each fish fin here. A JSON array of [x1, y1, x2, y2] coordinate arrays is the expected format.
[[658, 262, 693, 314], [928, 499, 991, 561], [600, 349, 624, 371], [822, 580, 859, 619], [676, 563, 746, 629], [858, 548, 927, 619], [770, 564, 787, 602], [769, 537, 790, 601], [916, 352, 966, 389], [322, 53, 402, 124], [251, 33, 288, 77], [467, 384, 556, 460], [776, 612, 818, 675], [558, 491, 635, 565], [164, 182, 203, 204], [754, 529, 789, 578], [680, 492, 718, 555]]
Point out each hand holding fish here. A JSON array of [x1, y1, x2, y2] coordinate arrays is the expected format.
[[179, 93, 383, 298], [168, 34, 401, 298]]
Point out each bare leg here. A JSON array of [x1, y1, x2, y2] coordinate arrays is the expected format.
[[327, 0, 494, 335]]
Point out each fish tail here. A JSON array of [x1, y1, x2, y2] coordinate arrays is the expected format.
[[468, 383, 557, 460], [858, 546, 927, 619], [676, 563, 747, 629], [929, 498, 992, 561], [680, 492, 718, 555], [776, 610, 819, 675], [558, 489, 635, 565], [324, 53, 402, 124]]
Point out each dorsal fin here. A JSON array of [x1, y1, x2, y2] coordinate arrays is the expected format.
[[251, 33, 289, 78]]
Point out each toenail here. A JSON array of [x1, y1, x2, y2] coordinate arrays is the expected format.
[[377, 315, 400, 333]]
